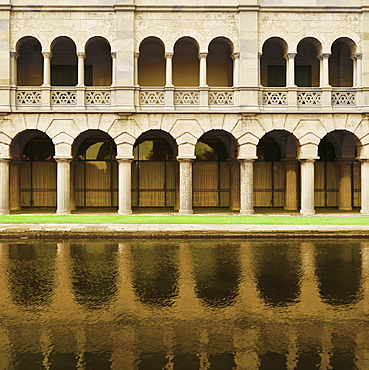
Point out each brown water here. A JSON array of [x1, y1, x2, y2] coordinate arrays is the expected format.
[[0, 239, 368, 369]]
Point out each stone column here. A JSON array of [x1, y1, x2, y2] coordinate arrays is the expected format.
[[0, 159, 10, 215], [10, 51, 17, 87], [111, 52, 117, 87], [77, 52, 85, 87], [339, 160, 352, 211], [198, 52, 208, 87], [300, 159, 315, 216], [42, 52, 52, 86], [320, 53, 331, 87], [117, 158, 133, 215], [284, 160, 298, 211], [355, 53, 363, 87], [165, 52, 174, 87], [177, 157, 195, 215], [232, 52, 240, 87], [360, 159, 369, 214], [239, 159, 254, 215], [285, 52, 296, 87], [134, 52, 139, 86], [55, 158, 72, 215]]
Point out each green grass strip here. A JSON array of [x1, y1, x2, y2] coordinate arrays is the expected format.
[[0, 214, 369, 225]]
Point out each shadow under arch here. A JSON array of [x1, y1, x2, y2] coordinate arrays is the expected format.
[[139, 36, 165, 87], [70, 242, 119, 310], [10, 129, 56, 209], [316, 129, 361, 209], [194, 129, 239, 209], [72, 130, 117, 208], [260, 37, 288, 87], [255, 130, 299, 210], [132, 129, 178, 209], [16, 36, 43, 86]]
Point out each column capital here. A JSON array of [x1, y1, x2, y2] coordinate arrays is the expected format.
[[10, 51, 18, 59], [359, 158, 369, 163], [0, 158, 10, 163], [319, 53, 331, 60], [177, 156, 196, 163], [238, 157, 256, 163], [355, 52, 363, 60], [232, 52, 240, 60], [198, 52, 208, 59], [54, 157, 72, 163], [299, 158, 317, 163], [116, 156, 134, 163], [111, 51, 117, 59], [164, 52, 174, 59], [42, 51, 52, 59], [285, 52, 297, 60], [134, 51, 140, 59], [76, 52, 85, 59]]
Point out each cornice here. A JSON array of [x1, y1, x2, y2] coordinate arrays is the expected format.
[[259, 6, 362, 13]]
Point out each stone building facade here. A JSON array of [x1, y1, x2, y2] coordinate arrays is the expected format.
[[0, 0, 369, 214]]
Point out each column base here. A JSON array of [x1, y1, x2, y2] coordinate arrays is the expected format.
[[179, 210, 193, 215], [0, 210, 9, 215], [56, 210, 71, 215], [239, 210, 254, 215], [118, 210, 132, 215], [300, 210, 315, 216], [360, 209, 369, 215]]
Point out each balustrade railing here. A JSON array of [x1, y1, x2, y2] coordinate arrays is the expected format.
[[85, 89, 111, 105], [209, 89, 234, 105], [51, 89, 76, 105], [297, 89, 322, 106], [262, 88, 288, 106], [332, 88, 356, 106], [139, 89, 165, 105], [174, 89, 199, 105], [16, 88, 42, 105]]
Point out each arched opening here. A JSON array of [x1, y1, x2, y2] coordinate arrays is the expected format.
[[11, 130, 56, 209], [260, 37, 287, 87], [51, 36, 77, 86], [316, 130, 361, 210], [295, 38, 321, 87], [16, 37, 43, 86], [173, 37, 199, 86], [329, 38, 355, 87], [207, 37, 233, 87], [138, 37, 165, 86], [85, 37, 112, 86], [255, 131, 299, 209], [193, 130, 238, 209], [132, 130, 177, 208], [73, 131, 117, 208]]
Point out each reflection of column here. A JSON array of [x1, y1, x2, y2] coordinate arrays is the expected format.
[[177, 157, 195, 214], [319, 327, 332, 369], [198, 52, 208, 87], [75, 327, 86, 369], [198, 329, 211, 370], [77, 52, 85, 86], [285, 52, 296, 87], [42, 52, 52, 86], [360, 159, 369, 214], [117, 158, 133, 215], [320, 53, 331, 87], [40, 328, 52, 369], [232, 52, 240, 87], [284, 160, 297, 211], [286, 327, 298, 370], [9, 160, 20, 211], [339, 161, 352, 210], [0, 159, 10, 215], [300, 159, 315, 216], [233, 327, 260, 369], [361, 242, 369, 312], [239, 159, 254, 215], [55, 158, 72, 215], [165, 52, 174, 87], [110, 326, 136, 369], [355, 53, 363, 87]]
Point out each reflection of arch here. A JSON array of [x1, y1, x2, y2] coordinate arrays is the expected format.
[[85, 36, 112, 86], [173, 37, 199, 86], [51, 36, 77, 86], [131, 242, 179, 307], [296, 37, 322, 87], [73, 130, 117, 208], [260, 37, 288, 87], [8, 243, 57, 307], [315, 241, 362, 306], [11, 130, 56, 208], [138, 37, 165, 86], [16, 36, 43, 86], [255, 130, 299, 209], [70, 243, 119, 309], [316, 130, 361, 209], [194, 130, 238, 208], [207, 37, 233, 87], [253, 242, 302, 307], [329, 38, 356, 87], [132, 130, 177, 208], [192, 242, 240, 308]]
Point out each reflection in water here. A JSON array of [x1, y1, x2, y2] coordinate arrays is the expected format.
[[131, 242, 179, 307], [315, 242, 362, 305], [253, 242, 302, 306], [70, 243, 119, 309], [192, 242, 240, 308], [7, 243, 57, 307], [0, 239, 368, 369]]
